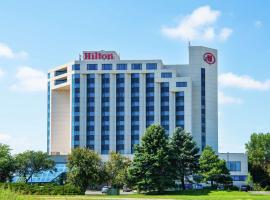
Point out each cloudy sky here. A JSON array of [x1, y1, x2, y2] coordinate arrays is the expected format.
[[0, 0, 269, 153]]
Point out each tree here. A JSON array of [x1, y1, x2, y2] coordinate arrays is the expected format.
[[199, 146, 231, 186], [0, 144, 16, 182], [245, 133, 270, 187], [169, 128, 200, 190], [15, 150, 55, 183], [128, 125, 174, 194], [67, 148, 103, 192], [105, 152, 131, 188]]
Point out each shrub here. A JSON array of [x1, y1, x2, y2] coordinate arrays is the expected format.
[[0, 183, 83, 195]]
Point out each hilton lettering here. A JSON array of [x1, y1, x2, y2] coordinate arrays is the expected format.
[[84, 52, 114, 60]]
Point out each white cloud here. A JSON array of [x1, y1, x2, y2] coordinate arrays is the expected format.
[[161, 5, 233, 42], [219, 28, 233, 41], [10, 66, 47, 92], [254, 20, 262, 28], [218, 91, 242, 105], [0, 43, 28, 59], [0, 133, 11, 142], [219, 72, 270, 90]]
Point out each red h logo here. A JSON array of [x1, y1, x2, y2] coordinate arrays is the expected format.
[[203, 52, 216, 64]]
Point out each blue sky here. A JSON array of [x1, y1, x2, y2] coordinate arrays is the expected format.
[[0, 0, 269, 153]]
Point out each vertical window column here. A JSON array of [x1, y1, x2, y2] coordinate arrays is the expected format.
[[116, 74, 125, 154], [131, 73, 140, 153], [175, 92, 185, 129], [86, 74, 95, 150], [72, 74, 80, 148], [146, 73, 155, 127], [160, 82, 169, 133], [101, 74, 110, 154], [201, 68, 206, 150]]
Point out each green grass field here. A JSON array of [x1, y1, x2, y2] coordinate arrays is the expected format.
[[2, 189, 270, 200], [20, 191, 270, 200]]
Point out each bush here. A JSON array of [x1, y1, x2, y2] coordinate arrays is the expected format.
[[264, 185, 270, 191], [253, 183, 264, 191], [226, 185, 239, 191], [0, 183, 84, 195]]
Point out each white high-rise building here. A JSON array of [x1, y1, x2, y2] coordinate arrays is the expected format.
[[47, 46, 218, 157]]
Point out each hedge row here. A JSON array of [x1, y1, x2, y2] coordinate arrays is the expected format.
[[0, 183, 84, 195]]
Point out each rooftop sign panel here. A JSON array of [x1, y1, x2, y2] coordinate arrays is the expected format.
[[83, 51, 120, 61]]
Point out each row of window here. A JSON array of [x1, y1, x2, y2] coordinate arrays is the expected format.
[[74, 63, 158, 71]]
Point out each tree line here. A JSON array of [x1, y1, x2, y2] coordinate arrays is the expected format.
[[1, 125, 270, 193], [65, 125, 231, 193]]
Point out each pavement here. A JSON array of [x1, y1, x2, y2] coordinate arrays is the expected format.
[[250, 191, 270, 195]]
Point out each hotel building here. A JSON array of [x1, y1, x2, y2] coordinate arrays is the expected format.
[[47, 46, 218, 157]]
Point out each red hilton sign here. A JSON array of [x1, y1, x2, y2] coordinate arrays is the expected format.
[[203, 52, 216, 64], [84, 52, 114, 60]]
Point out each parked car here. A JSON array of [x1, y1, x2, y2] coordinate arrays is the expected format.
[[217, 185, 225, 190], [194, 184, 203, 190], [123, 185, 132, 192], [240, 185, 250, 192], [101, 186, 110, 194]]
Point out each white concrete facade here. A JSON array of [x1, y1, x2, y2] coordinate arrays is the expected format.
[[219, 153, 248, 187], [47, 46, 218, 156]]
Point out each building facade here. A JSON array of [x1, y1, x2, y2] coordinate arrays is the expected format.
[[47, 46, 218, 157], [219, 153, 248, 187]]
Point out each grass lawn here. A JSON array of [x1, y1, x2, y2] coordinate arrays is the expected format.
[[22, 191, 270, 200]]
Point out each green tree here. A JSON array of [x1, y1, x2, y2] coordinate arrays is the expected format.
[[169, 128, 200, 190], [245, 133, 270, 187], [128, 125, 174, 194], [67, 148, 103, 192], [105, 152, 131, 188], [0, 144, 15, 182], [15, 150, 55, 183], [199, 146, 231, 186]]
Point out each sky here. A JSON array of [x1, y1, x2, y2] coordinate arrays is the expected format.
[[0, 0, 269, 154]]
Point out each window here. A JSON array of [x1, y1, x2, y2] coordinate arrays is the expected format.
[[176, 82, 187, 87], [146, 63, 157, 70], [231, 175, 246, 181], [55, 69, 67, 76], [47, 73, 50, 79], [227, 161, 241, 171], [87, 64, 98, 70], [131, 63, 142, 70], [201, 68, 206, 150], [72, 64, 80, 70], [55, 79, 67, 85], [161, 72, 172, 78], [117, 64, 127, 70], [102, 64, 112, 70]]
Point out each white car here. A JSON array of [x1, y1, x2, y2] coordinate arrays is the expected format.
[[195, 184, 203, 190], [101, 186, 110, 194]]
